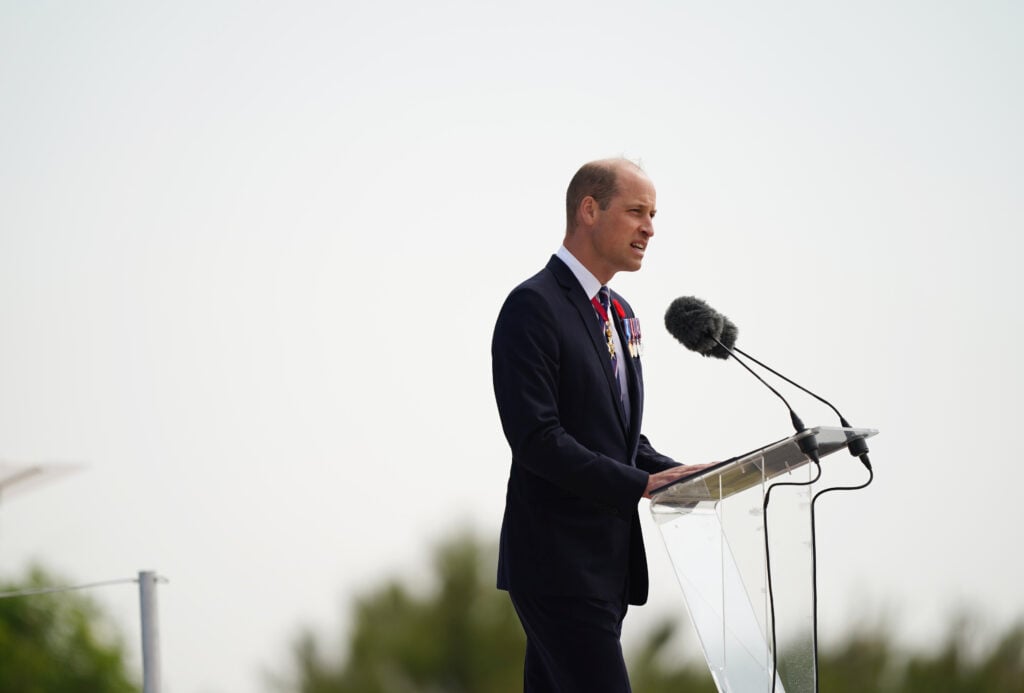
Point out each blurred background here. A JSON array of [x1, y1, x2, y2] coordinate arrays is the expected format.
[[1, 1, 1022, 691]]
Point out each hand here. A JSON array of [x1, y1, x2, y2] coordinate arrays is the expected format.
[[643, 463, 717, 499]]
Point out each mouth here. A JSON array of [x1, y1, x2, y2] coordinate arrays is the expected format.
[[631, 242, 646, 252]]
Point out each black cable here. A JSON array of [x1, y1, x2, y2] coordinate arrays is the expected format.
[[764, 459, 822, 693], [810, 463, 875, 692]]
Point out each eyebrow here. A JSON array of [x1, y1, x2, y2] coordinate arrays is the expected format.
[[626, 201, 656, 212]]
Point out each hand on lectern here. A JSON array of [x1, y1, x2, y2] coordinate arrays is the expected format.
[[643, 463, 715, 499]]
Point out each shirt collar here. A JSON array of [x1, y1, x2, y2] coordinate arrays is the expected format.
[[556, 245, 603, 301]]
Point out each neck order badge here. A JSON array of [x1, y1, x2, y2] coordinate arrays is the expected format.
[[591, 287, 618, 373]]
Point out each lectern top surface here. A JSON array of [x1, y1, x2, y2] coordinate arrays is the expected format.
[[649, 426, 877, 506]]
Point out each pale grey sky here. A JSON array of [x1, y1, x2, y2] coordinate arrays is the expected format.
[[2, 2, 1022, 692]]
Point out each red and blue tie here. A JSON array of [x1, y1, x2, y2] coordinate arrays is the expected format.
[[592, 286, 619, 385]]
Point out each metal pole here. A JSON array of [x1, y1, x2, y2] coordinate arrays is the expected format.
[[139, 571, 162, 693]]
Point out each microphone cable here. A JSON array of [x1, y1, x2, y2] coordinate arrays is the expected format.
[[809, 459, 874, 692], [762, 453, 822, 693]]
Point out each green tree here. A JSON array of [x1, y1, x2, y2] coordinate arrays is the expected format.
[[899, 617, 1024, 693], [627, 619, 717, 693], [276, 532, 1024, 692], [278, 533, 525, 693], [817, 616, 1024, 693], [275, 532, 715, 693], [816, 627, 898, 692], [0, 566, 140, 693]]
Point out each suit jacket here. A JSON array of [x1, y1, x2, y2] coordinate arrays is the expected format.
[[492, 255, 678, 605]]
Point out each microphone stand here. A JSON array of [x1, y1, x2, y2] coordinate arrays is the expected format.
[[730, 345, 871, 471], [713, 337, 875, 693]]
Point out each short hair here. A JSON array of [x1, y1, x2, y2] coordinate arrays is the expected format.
[[565, 159, 642, 230]]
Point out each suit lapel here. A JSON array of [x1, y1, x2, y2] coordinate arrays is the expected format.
[[547, 257, 630, 435]]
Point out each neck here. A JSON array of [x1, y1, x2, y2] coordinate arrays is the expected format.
[[562, 239, 614, 285]]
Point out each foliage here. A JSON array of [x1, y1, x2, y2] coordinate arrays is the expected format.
[[624, 616, 1024, 693], [893, 616, 1024, 693], [0, 566, 140, 693], [277, 533, 524, 693], [277, 533, 1024, 692], [626, 619, 717, 693]]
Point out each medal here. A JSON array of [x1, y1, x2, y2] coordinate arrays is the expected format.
[[622, 316, 634, 358]]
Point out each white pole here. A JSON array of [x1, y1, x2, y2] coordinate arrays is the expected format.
[[139, 571, 162, 693]]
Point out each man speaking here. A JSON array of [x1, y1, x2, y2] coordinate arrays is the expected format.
[[491, 158, 710, 691]]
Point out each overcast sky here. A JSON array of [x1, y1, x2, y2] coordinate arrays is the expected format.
[[2, 2, 1022, 692]]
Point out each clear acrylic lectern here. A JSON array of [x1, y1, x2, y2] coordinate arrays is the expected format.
[[650, 426, 877, 693]]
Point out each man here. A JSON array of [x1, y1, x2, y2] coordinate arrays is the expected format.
[[491, 158, 710, 691]]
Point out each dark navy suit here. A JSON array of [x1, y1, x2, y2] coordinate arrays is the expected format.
[[492, 255, 679, 691]]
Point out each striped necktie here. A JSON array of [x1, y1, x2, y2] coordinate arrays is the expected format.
[[592, 286, 619, 382]]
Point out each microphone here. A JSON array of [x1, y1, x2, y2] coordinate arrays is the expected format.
[[664, 296, 870, 468], [663, 296, 736, 359]]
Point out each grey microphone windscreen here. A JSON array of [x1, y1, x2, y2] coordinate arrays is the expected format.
[[664, 296, 734, 359]]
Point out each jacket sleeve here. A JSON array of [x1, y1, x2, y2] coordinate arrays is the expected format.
[[635, 434, 680, 474]]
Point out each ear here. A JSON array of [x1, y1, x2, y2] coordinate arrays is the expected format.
[[580, 195, 599, 225]]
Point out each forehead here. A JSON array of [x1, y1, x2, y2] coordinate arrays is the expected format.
[[613, 168, 656, 205]]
